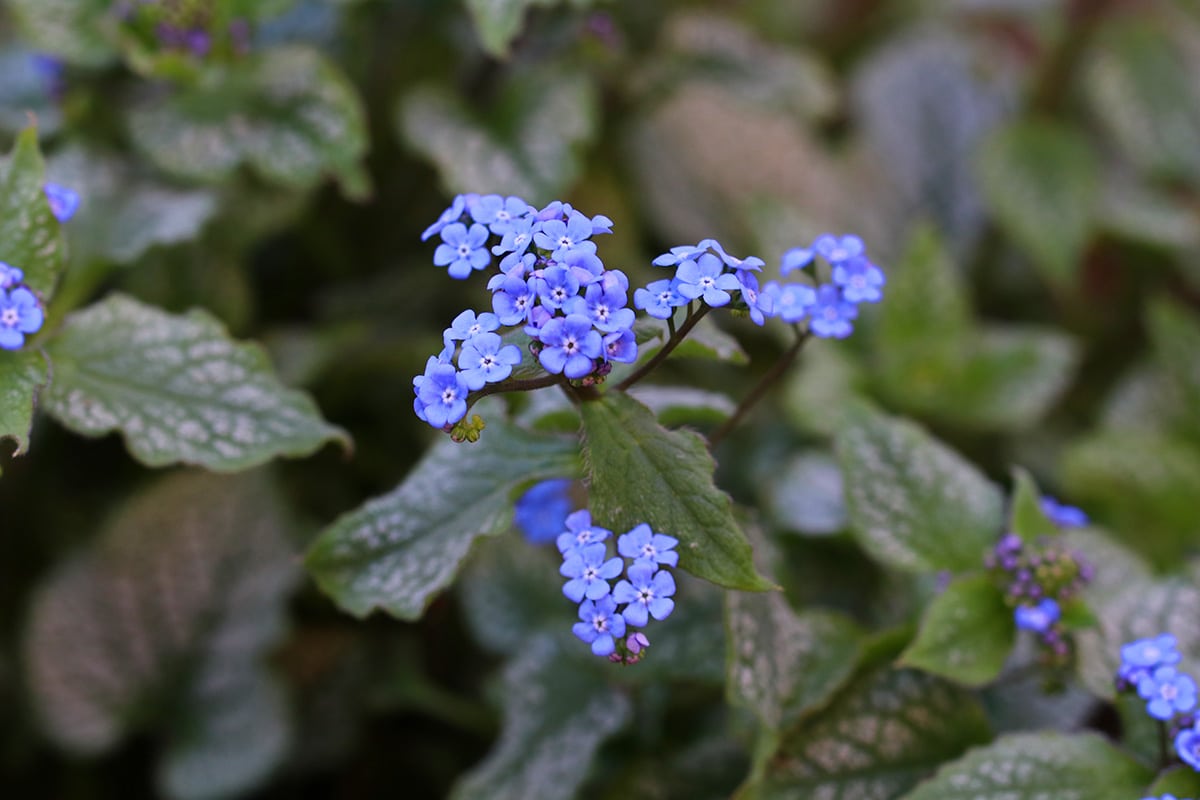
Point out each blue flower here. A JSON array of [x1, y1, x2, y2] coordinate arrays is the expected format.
[[833, 256, 885, 303], [602, 329, 637, 363], [565, 282, 634, 333], [415, 362, 469, 427], [734, 271, 769, 326], [43, 183, 80, 222], [458, 332, 521, 390], [709, 240, 764, 272], [813, 233, 865, 264], [0, 261, 24, 290], [1138, 666, 1197, 721], [560, 542, 623, 603], [469, 194, 532, 235], [535, 266, 581, 311], [491, 214, 539, 258], [534, 210, 597, 261], [1122, 634, 1181, 669], [761, 281, 816, 324], [674, 253, 741, 307], [1176, 724, 1200, 771], [634, 278, 687, 319], [434, 222, 491, 278], [0, 287, 45, 351], [1041, 497, 1089, 528], [572, 596, 626, 657], [617, 523, 679, 568], [556, 509, 612, 555], [421, 194, 469, 241], [613, 562, 676, 627], [1014, 598, 1060, 633], [652, 239, 716, 267], [808, 284, 858, 338], [780, 246, 815, 275], [443, 309, 500, 346], [491, 274, 536, 326], [514, 480, 573, 544], [537, 314, 602, 379]]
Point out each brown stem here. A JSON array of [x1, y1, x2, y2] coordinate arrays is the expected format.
[[615, 305, 712, 392], [708, 328, 810, 448], [464, 373, 562, 414]]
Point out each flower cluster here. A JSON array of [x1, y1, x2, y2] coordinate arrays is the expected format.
[[555, 511, 678, 664], [115, 0, 252, 59], [1117, 634, 1200, 773], [414, 194, 637, 432], [986, 529, 1093, 662], [0, 262, 46, 351]]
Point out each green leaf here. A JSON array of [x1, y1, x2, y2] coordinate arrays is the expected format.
[[458, 534, 567, 655], [8, 0, 117, 67], [835, 403, 1004, 573], [1075, 577, 1200, 699], [782, 342, 865, 437], [46, 145, 219, 266], [129, 46, 368, 197], [726, 593, 862, 732], [628, 385, 735, 427], [1147, 299, 1200, 443], [398, 72, 597, 199], [640, 314, 750, 366], [0, 349, 48, 458], [306, 418, 579, 619], [465, 0, 563, 58], [43, 293, 348, 471], [1008, 467, 1059, 544], [741, 667, 992, 799], [1085, 21, 1200, 182], [900, 732, 1152, 800], [875, 225, 972, 360], [762, 451, 847, 536], [899, 574, 1014, 687], [0, 125, 66, 299], [1146, 766, 1200, 798], [449, 636, 631, 800], [579, 392, 773, 591], [24, 471, 298, 798], [977, 120, 1099, 286]]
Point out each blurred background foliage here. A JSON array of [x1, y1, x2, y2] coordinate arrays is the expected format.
[[1, 0, 1199, 797]]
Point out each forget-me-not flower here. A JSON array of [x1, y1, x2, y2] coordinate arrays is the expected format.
[[674, 253, 741, 307], [573, 596, 626, 656], [0, 287, 45, 350], [457, 332, 520, 390], [434, 222, 491, 278], [537, 314, 602, 379], [617, 523, 679, 568], [560, 542, 623, 603], [613, 563, 676, 627]]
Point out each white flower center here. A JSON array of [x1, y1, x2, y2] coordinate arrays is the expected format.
[[1, 309, 17, 326]]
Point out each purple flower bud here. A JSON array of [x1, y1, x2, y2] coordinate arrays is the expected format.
[[627, 632, 649, 655]]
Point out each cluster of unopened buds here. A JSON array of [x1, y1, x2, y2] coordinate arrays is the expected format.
[[0, 183, 77, 352], [1118, 634, 1200, 776], [986, 496, 1093, 664], [554, 510, 678, 665]]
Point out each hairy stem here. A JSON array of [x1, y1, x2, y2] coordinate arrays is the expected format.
[[708, 326, 810, 448]]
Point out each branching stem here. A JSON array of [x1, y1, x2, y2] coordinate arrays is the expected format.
[[615, 305, 711, 392]]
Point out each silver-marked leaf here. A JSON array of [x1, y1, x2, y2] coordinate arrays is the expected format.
[[24, 471, 298, 799], [306, 418, 579, 619], [0, 349, 48, 458], [727, 593, 862, 732], [836, 403, 1005, 573], [1147, 299, 1200, 443], [0, 125, 66, 299], [742, 667, 992, 800], [580, 392, 773, 591], [899, 574, 1014, 687], [128, 46, 368, 197], [763, 451, 847, 536], [628, 385, 735, 427], [449, 636, 631, 800], [977, 120, 1099, 286], [44, 294, 348, 471], [900, 732, 1152, 800], [782, 342, 865, 437], [1075, 577, 1200, 699], [8, 0, 117, 67]]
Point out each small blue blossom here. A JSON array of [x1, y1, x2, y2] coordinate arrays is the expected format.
[[469, 194, 532, 235], [491, 274, 536, 326], [761, 281, 816, 324], [780, 246, 815, 275], [808, 284, 858, 339], [0, 287, 45, 351], [538, 314, 602, 379], [443, 309, 500, 346], [421, 194, 469, 241], [1141, 795, 1183, 800], [832, 256, 885, 303], [556, 509, 613, 556], [735, 271, 769, 326], [1176, 724, 1200, 771], [613, 563, 676, 627], [457, 332, 520, 390], [1041, 497, 1089, 528], [513, 480, 573, 544], [43, 183, 80, 222], [534, 211, 597, 261], [708, 240, 764, 272], [1137, 666, 1198, 721], [1120, 634, 1182, 685], [560, 542, 624, 603], [1014, 598, 1060, 633], [565, 282, 634, 333], [813, 233, 865, 264], [602, 329, 637, 363], [634, 278, 687, 319], [434, 222, 491, 279], [572, 595, 626, 657], [491, 214, 539, 258], [415, 362, 469, 428], [674, 253, 741, 307], [617, 523, 679, 568], [0, 262, 24, 290], [535, 266, 581, 311], [561, 249, 605, 286], [652, 240, 714, 267]]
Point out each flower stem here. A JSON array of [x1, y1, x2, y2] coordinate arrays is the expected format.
[[615, 305, 711, 392], [708, 326, 810, 448]]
